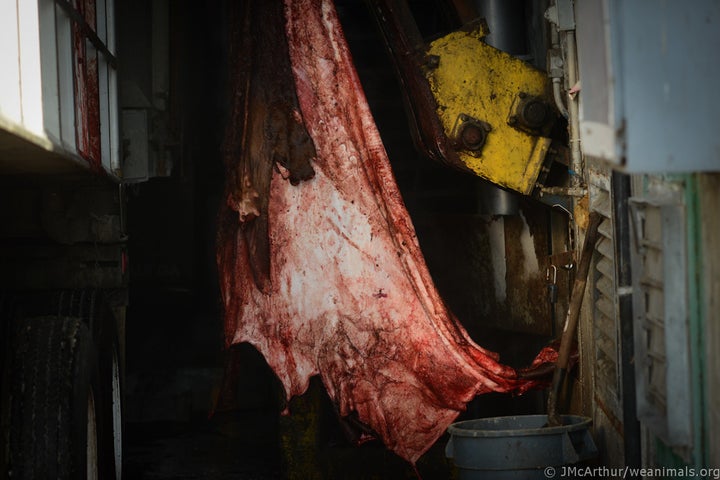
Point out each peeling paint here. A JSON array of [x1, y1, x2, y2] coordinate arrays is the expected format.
[[519, 210, 540, 277]]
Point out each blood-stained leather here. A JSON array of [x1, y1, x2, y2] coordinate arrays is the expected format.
[[217, 0, 553, 464]]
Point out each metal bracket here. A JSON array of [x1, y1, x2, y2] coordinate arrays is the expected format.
[[545, 0, 576, 31]]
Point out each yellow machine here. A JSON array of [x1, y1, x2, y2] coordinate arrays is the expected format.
[[425, 23, 555, 194], [368, 0, 559, 196]]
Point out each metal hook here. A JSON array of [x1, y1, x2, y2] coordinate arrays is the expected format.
[[552, 203, 576, 256], [546, 264, 557, 283], [551, 203, 573, 221]]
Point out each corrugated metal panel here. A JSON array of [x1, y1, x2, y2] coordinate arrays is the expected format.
[[588, 163, 626, 469], [589, 165, 622, 420]]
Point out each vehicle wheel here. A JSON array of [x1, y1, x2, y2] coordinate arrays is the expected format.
[[55, 289, 124, 480], [8, 316, 102, 479], [100, 334, 123, 480], [8, 290, 124, 479]]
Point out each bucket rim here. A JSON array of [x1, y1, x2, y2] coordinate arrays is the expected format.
[[447, 414, 592, 438]]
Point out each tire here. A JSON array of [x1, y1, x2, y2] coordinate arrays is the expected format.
[[18, 289, 124, 479], [54, 290, 124, 480], [8, 316, 102, 479]]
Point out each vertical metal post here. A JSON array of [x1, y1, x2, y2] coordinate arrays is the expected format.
[[612, 170, 641, 476], [472, 0, 528, 55], [469, 0, 525, 214]]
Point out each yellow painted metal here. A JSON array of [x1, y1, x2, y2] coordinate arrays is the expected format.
[[425, 25, 553, 194]]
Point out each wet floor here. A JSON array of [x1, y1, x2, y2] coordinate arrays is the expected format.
[[124, 411, 282, 479]]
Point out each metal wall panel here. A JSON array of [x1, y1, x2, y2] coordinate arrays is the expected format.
[[630, 192, 693, 449], [700, 174, 720, 467], [576, 0, 720, 172]]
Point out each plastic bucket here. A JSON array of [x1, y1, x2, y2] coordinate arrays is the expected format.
[[446, 414, 598, 479]]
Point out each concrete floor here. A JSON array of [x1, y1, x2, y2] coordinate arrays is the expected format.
[[124, 411, 282, 479]]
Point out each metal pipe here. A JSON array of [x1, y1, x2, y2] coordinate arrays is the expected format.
[[470, 0, 527, 214], [547, 16, 568, 118], [539, 185, 587, 197], [565, 29, 583, 184], [472, 0, 528, 55], [553, 77, 568, 118]]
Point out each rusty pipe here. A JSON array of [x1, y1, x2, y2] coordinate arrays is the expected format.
[[546, 210, 602, 426]]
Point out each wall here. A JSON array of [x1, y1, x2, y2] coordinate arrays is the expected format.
[[701, 174, 720, 467]]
